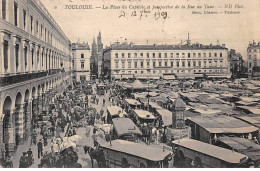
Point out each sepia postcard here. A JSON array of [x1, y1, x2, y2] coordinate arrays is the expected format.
[[0, 0, 260, 168]]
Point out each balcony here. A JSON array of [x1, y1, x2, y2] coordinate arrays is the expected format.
[[0, 69, 62, 87]]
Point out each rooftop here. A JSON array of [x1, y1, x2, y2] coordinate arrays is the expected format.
[[35, 0, 70, 42], [173, 98, 186, 109], [217, 136, 260, 161], [134, 110, 156, 120], [112, 118, 142, 136], [248, 41, 260, 48], [156, 109, 172, 126], [124, 99, 141, 106], [104, 42, 227, 52], [99, 139, 172, 161], [107, 106, 127, 116], [72, 42, 90, 50], [187, 114, 258, 134], [172, 138, 247, 164]]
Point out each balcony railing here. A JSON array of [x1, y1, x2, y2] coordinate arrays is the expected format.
[[0, 69, 62, 87]]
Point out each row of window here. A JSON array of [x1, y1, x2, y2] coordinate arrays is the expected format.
[[114, 52, 223, 59], [248, 54, 259, 60], [248, 49, 260, 53], [114, 60, 223, 69], [72, 53, 85, 59], [1, 0, 66, 50], [113, 69, 225, 74], [248, 61, 259, 68], [72, 60, 90, 70], [3, 40, 62, 73]]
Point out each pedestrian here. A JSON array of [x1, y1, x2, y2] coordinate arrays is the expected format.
[[103, 98, 105, 106], [43, 132, 48, 146], [27, 148, 33, 166], [102, 116, 106, 124], [19, 152, 29, 168], [73, 127, 77, 135], [31, 130, 37, 145], [56, 127, 61, 138], [100, 108, 104, 117], [68, 129, 73, 137], [50, 126, 55, 137], [93, 127, 97, 135], [37, 139, 43, 159]]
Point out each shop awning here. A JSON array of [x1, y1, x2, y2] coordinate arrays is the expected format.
[[163, 74, 176, 80], [175, 73, 195, 79]]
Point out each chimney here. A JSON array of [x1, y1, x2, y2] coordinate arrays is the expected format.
[[210, 43, 212, 47], [153, 44, 157, 47], [222, 44, 225, 48]]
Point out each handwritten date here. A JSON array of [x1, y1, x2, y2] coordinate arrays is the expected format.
[[119, 10, 168, 20]]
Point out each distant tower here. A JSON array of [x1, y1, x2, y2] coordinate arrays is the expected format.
[[97, 31, 103, 79], [91, 38, 98, 78], [172, 97, 186, 129], [187, 33, 191, 46]]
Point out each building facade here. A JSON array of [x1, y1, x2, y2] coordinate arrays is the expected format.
[[103, 42, 231, 81], [0, 0, 72, 158], [228, 49, 244, 78], [72, 42, 91, 82], [247, 41, 260, 78]]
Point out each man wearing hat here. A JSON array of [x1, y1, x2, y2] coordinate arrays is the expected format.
[[37, 139, 43, 159], [27, 148, 33, 166], [19, 152, 29, 168]]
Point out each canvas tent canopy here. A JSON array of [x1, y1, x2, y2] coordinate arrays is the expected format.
[[172, 138, 247, 164], [134, 110, 156, 120], [217, 136, 260, 163], [112, 118, 142, 137], [124, 99, 141, 106], [99, 139, 172, 161], [107, 106, 128, 117], [156, 109, 172, 126], [187, 115, 259, 134], [123, 80, 156, 89]]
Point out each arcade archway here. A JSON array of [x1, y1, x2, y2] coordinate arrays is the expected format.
[[32, 87, 38, 129], [14, 92, 23, 145], [2, 96, 14, 155], [24, 89, 30, 140]]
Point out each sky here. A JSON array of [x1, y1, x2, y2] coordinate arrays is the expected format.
[[40, 0, 260, 60]]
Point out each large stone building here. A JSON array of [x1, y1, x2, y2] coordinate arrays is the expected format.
[[71, 42, 91, 82], [247, 41, 260, 78], [228, 49, 244, 78], [0, 0, 72, 158], [103, 42, 231, 81]]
